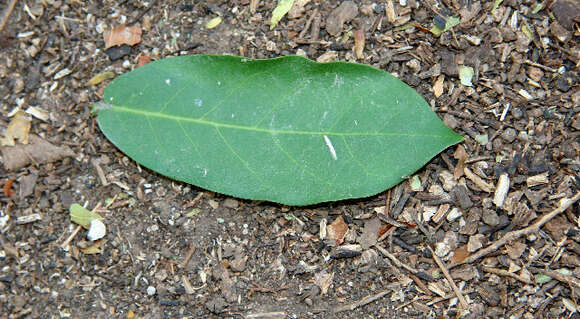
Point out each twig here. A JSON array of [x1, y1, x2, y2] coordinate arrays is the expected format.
[[0, 0, 18, 33], [426, 289, 474, 306], [375, 245, 419, 275], [333, 282, 402, 313], [450, 192, 580, 268], [60, 225, 82, 249], [542, 269, 580, 288], [410, 273, 432, 295], [429, 247, 469, 310], [245, 312, 287, 319], [482, 266, 535, 285], [180, 242, 196, 268], [298, 8, 318, 39], [524, 60, 557, 73]]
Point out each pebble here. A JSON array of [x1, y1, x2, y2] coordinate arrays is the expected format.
[[501, 128, 517, 143], [223, 198, 239, 209], [147, 286, 156, 296]]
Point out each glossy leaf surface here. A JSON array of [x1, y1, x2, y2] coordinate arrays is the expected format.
[[96, 55, 463, 205]]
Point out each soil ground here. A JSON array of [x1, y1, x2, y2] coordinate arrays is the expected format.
[[0, 0, 579, 318]]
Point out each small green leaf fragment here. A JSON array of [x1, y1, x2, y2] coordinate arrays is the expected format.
[[459, 66, 474, 86], [557, 268, 571, 276], [521, 23, 534, 41], [270, 0, 294, 30], [535, 273, 552, 284], [430, 16, 460, 36], [475, 134, 488, 145], [205, 16, 222, 29], [216, 218, 225, 224], [491, 0, 504, 14], [284, 214, 295, 221], [70, 203, 103, 229], [186, 208, 201, 217], [87, 72, 116, 86], [410, 175, 422, 191], [532, 2, 544, 14]]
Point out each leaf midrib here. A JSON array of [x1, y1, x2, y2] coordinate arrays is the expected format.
[[110, 105, 454, 139]]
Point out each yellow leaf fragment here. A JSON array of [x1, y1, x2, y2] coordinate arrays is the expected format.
[[87, 71, 116, 86], [205, 16, 223, 29], [270, 0, 294, 30], [80, 241, 103, 254], [1, 111, 31, 146]]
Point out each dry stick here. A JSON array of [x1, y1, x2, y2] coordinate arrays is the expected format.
[[0, 0, 18, 33], [180, 242, 196, 269], [542, 269, 580, 288], [375, 245, 419, 275], [449, 192, 580, 269], [429, 247, 469, 310], [426, 289, 474, 306], [297, 8, 318, 39], [334, 282, 402, 313], [482, 266, 535, 285], [60, 225, 82, 249]]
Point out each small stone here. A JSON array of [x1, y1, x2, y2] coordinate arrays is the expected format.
[[443, 114, 459, 129], [482, 209, 500, 227], [467, 234, 485, 252], [434, 242, 450, 257], [223, 198, 239, 209], [230, 255, 247, 272], [555, 72, 575, 92], [147, 286, 156, 296], [452, 185, 473, 210], [501, 128, 517, 143]]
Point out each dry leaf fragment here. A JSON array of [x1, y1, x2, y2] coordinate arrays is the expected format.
[[453, 145, 467, 180], [1, 134, 75, 170], [80, 241, 103, 254], [314, 270, 334, 295], [326, 1, 358, 36], [137, 55, 152, 67], [103, 24, 142, 49], [433, 74, 444, 98], [353, 29, 365, 59], [326, 215, 348, 245], [1, 111, 31, 146]]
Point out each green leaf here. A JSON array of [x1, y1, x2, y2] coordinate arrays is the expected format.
[[70, 203, 103, 229], [270, 0, 294, 30], [430, 16, 460, 36], [458, 65, 474, 86], [96, 55, 463, 205]]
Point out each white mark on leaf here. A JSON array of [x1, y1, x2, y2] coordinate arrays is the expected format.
[[333, 74, 344, 87], [322, 111, 328, 120], [354, 120, 358, 126], [194, 98, 203, 107], [323, 135, 338, 160], [231, 113, 235, 118], [165, 78, 171, 86], [217, 81, 221, 86], [203, 168, 208, 176]]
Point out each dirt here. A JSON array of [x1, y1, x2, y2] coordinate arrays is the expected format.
[[0, 0, 579, 318]]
